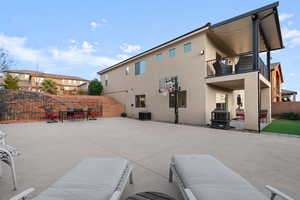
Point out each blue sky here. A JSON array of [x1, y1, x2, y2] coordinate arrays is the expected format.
[[0, 0, 299, 99]]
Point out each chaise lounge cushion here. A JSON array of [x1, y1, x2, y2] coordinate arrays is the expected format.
[[33, 158, 128, 200], [172, 155, 268, 200]]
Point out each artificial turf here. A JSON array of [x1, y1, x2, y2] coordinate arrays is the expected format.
[[263, 120, 300, 135]]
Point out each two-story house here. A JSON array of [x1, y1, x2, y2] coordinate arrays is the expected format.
[[97, 2, 284, 132], [2, 70, 89, 95]]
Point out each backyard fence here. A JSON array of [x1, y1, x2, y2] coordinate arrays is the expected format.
[[272, 102, 300, 115], [0, 89, 124, 123]]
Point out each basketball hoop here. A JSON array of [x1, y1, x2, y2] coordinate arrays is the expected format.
[[159, 77, 177, 96]]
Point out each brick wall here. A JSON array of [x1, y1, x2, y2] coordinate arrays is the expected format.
[[272, 102, 300, 115], [0, 89, 124, 123]]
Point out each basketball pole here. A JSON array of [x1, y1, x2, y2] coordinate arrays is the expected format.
[[174, 77, 179, 124]]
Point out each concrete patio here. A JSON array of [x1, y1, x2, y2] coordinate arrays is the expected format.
[[0, 118, 299, 200]]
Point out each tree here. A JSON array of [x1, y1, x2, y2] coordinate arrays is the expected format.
[[41, 79, 58, 94], [4, 74, 19, 90], [0, 48, 13, 72], [88, 79, 103, 95]]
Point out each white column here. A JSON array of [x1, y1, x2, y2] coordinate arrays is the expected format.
[[261, 87, 272, 123], [244, 73, 259, 131]]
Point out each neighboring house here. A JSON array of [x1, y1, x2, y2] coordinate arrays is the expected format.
[[2, 70, 89, 95], [97, 2, 283, 131], [78, 82, 89, 92], [281, 89, 298, 102], [270, 62, 283, 102]]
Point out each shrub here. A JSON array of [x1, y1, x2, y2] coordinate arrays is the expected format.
[[273, 112, 300, 120], [88, 79, 103, 95], [4, 74, 19, 90], [121, 112, 127, 117], [41, 79, 58, 95]]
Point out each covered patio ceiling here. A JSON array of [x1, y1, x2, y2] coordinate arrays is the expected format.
[[208, 2, 283, 56]]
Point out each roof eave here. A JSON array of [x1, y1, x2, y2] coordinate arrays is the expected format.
[[210, 2, 279, 29]]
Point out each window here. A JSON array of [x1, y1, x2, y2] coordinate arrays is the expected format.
[[135, 60, 146, 75], [184, 42, 192, 53], [169, 48, 176, 58], [125, 66, 130, 76], [135, 95, 146, 108], [104, 74, 108, 86], [216, 93, 227, 110], [156, 53, 163, 61], [169, 91, 187, 108]]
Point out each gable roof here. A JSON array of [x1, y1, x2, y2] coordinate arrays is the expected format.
[[270, 62, 283, 83], [270, 62, 280, 70], [282, 89, 298, 95], [3, 70, 88, 81], [98, 2, 283, 75]]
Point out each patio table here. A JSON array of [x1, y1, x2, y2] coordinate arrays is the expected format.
[[59, 110, 89, 123], [126, 192, 177, 200]]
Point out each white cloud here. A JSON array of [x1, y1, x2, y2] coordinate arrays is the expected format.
[[0, 34, 46, 63], [282, 27, 300, 39], [289, 73, 296, 77], [120, 43, 141, 53], [0, 33, 122, 73], [81, 41, 95, 53], [116, 54, 130, 60], [288, 21, 294, 26], [89, 19, 108, 31], [279, 13, 294, 22], [282, 27, 300, 47], [90, 21, 100, 31], [101, 18, 108, 23]]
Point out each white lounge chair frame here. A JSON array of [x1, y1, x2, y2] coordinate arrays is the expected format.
[[0, 147, 17, 190], [9, 163, 133, 200], [0, 130, 18, 191], [169, 161, 294, 200]]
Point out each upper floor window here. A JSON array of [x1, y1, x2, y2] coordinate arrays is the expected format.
[[156, 53, 163, 62], [125, 66, 130, 76], [169, 48, 176, 58], [135, 95, 146, 108], [184, 42, 192, 53], [104, 74, 108, 86], [135, 60, 146, 75]]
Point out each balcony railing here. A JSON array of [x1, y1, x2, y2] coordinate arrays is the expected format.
[[206, 55, 269, 80]]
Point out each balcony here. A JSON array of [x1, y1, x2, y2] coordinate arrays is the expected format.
[[206, 55, 269, 80]]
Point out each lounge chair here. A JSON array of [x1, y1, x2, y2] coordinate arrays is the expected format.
[[10, 157, 133, 200], [169, 155, 294, 200], [0, 130, 19, 191]]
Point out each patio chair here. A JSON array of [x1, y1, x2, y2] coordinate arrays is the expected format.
[[66, 108, 75, 120], [0, 130, 20, 191], [10, 157, 133, 200], [169, 155, 294, 200], [44, 108, 59, 123], [88, 108, 97, 120], [260, 109, 268, 123]]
